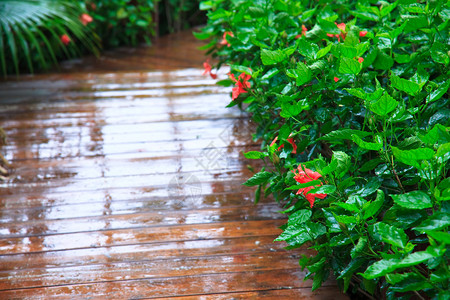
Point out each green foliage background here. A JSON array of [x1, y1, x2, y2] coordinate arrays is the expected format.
[[197, 0, 450, 299], [0, 0, 204, 76], [0, 0, 100, 76]]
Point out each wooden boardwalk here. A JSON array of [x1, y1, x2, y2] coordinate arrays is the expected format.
[[0, 32, 348, 299]]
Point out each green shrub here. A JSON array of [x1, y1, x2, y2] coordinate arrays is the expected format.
[[84, 0, 155, 47], [158, 0, 206, 35], [197, 0, 450, 299]]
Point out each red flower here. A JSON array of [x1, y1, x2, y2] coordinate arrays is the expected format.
[[270, 136, 297, 154], [358, 57, 364, 63], [203, 60, 217, 79], [295, 25, 308, 39], [80, 13, 93, 26], [293, 166, 327, 208], [334, 77, 339, 82], [220, 31, 234, 47], [327, 22, 347, 42], [336, 23, 346, 31], [359, 31, 368, 37], [61, 34, 71, 45], [229, 72, 251, 100]]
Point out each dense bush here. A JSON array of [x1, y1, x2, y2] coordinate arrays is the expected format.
[[158, 0, 206, 35], [197, 0, 450, 299], [83, 0, 155, 47]]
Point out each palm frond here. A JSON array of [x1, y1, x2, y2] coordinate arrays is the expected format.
[[0, 0, 101, 77]]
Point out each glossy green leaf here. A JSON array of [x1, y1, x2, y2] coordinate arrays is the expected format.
[[339, 45, 357, 58], [280, 100, 309, 118], [436, 143, 450, 159], [361, 258, 401, 279], [261, 68, 279, 80], [427, 79, 450, 103], [254, 184, 261, 204], [333, 151, 351, 178], [363, 190, 385, 220], [373, 51, 394, 70], [431, 41, 450, 65], [339, 57, 362, 74], [332, 202, 359, 212], [386, 272, 419, 285], [361, 251, 434, 279], [369, 92, 398, 117], [319, 129, 372, 142], [391, 74, 421, 96], [261, 49, 286, 65], [360, 158, 383, 172], [243, 151, 266, 159], [352, 134, 383, 150], [391, 191, 433, 209], [375, 222, 408, 248], [297, 39, 318, 59], [243, 171, 272, 186], [392, 146, 435, 168], [247, 6, 265, 18], [345, 88, 366, 100], [308, 184, 336, 195], [287, 209, 312, 225], [334, 214, 358, 224], [426, 231, 450, 244], [199, 1, 213, 10], [286, 63, 311, 86], [316, 43, 332, 59], [230, 65, 253, 76], [414, 213, 450, 232], [420, 124, 440, 144], [274, 224, 305, 241], [285, 180, 322, 190], [351, 237, 368, 259]]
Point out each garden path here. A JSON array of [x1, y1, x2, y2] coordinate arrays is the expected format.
[[0, 32, 348, 299]]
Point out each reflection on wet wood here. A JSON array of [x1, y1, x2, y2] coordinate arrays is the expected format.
[[0, 31, 348, 299]]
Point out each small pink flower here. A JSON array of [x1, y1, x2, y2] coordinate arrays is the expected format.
[[328, 22, 347, 42], [220, 31, 234, 47], [334, 77, 339, 83], [295, 25, 308, 39], [359, 31, 368, 37], [80, 13, 93, 26], [293, 166, 327, 208], [229, 72, 251, 100], [202, 60, 217, 79], [358, 57, 364, 63], [336, 23, 346, 31], [270, 136, 297, 154], [61, 34, 71, 45]]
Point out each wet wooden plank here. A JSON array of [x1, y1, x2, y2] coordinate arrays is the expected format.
[[163, 286, 350, 300], [0, 236, 293, 271], [2, 115, 245, 142], [0, 252, 305, 290], [0, 183, 263, 210], [0, 219, 286, 255], [1, 204, 285, 238], [0, 269, 327, 299], [0, 179, 255, 209]]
